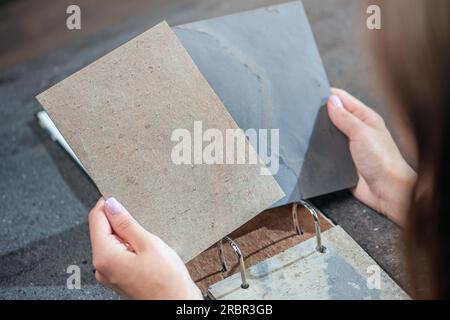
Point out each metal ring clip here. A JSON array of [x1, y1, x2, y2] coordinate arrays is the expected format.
[[216, 236, 249, 289], [293, 200, 326, 253]]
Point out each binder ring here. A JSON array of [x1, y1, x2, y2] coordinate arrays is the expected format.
[[293, 200, 326, 253], [216, 236, 249, 289]]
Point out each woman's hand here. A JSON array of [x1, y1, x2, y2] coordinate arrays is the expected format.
[[327, 88, 417, 227], [88, 197, 202, 300]]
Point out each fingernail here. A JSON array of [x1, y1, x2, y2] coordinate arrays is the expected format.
[[330, 95, 343, 108], [105, 197, 122, 215]]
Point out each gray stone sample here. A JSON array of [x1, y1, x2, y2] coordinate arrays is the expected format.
[[174, 1, 357, 207]]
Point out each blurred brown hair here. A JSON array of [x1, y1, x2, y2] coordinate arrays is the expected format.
[[369, 0, 449, 299]]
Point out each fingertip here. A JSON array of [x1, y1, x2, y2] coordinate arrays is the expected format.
[[94, 197, 106, 210], [101, 197, 151, 253], [326, 99, 335, 115], [89, 219, 113, 259], [89, 198, 106, 221], [104, 197, 123, 216], [329, 94, 344, 109], [327, 100, 340, 127], [327, 95, 346, 124]]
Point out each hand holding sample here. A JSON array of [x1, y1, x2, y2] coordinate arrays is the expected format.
[[89, 197, 202, 300], [327, 88, 417, 227]]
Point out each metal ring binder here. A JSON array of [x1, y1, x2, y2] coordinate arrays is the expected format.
[[292, 202, 304, 236], [208, 201, 409, 300], [215, 201, 325, 291], [217, 236, 249, 289], [293, 200, 326, 253]]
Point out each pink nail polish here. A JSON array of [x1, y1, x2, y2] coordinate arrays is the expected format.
[[330, 95, 343, 108], [105, 197, 122, 215]]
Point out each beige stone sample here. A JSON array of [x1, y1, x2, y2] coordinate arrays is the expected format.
[[36, 21, 284, 262]]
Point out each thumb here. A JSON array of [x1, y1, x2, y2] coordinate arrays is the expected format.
[[104, 197, 152, 253], [327, 94, 365, 139]]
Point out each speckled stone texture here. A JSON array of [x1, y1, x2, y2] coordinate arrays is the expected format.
[[36, 21, 285, 263]]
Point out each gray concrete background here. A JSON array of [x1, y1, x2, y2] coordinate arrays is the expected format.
[[0, 0, 409, 299]]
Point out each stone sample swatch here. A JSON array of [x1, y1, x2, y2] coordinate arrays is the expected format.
[[36, 21, 284, 262], [174, 1, 357, 206]]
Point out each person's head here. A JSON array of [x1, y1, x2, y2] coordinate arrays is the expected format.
[[369, 0, 449, 298]]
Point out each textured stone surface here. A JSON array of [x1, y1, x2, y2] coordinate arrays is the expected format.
[[174, 1, 357, 206], [36, 21, 284, 263]]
